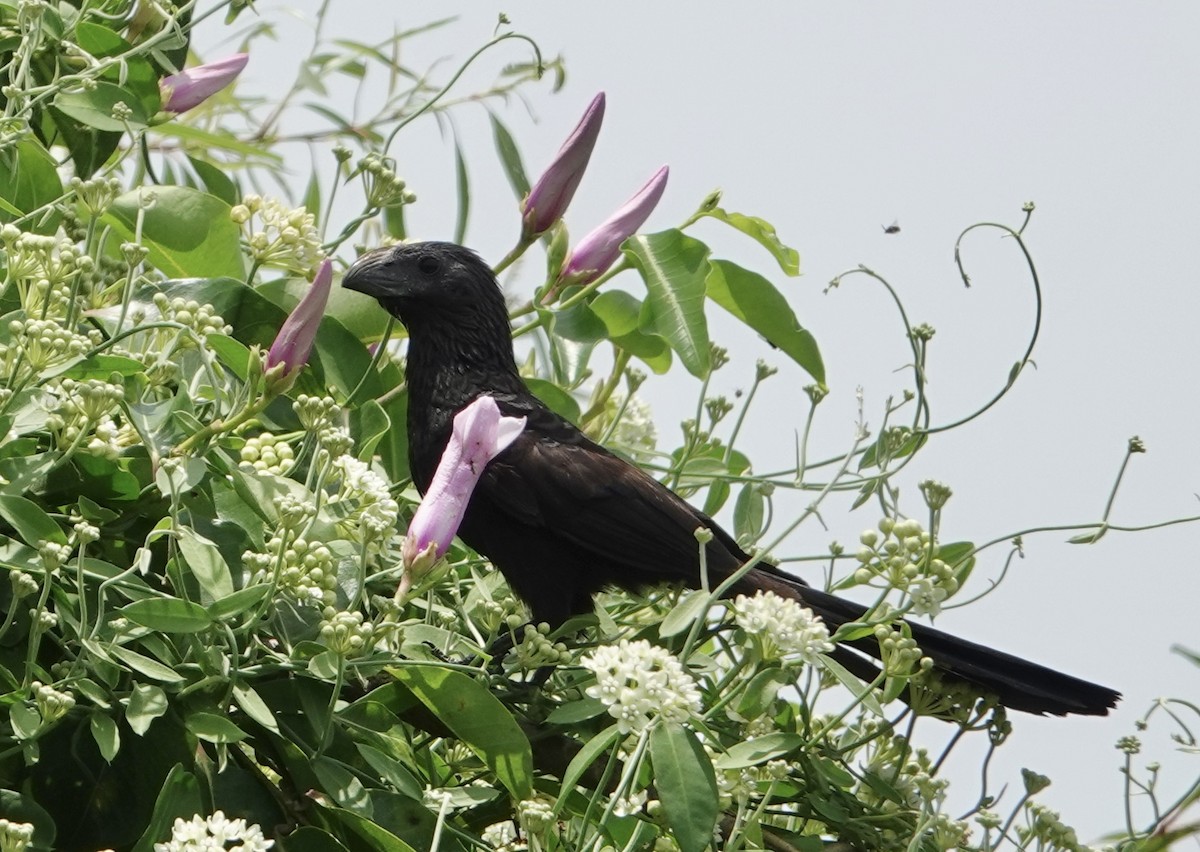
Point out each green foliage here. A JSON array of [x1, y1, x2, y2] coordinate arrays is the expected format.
[[0, 3, 1194, 852]]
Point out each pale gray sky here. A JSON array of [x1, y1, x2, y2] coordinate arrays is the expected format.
[[202, 3, 1200, 838]]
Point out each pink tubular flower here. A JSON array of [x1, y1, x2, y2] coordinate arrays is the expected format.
[[160, 53, 249, 113], [266, 258, 333, 376], [400, 397, 526, 589], [558, 165, 669, 287], [520, 92, 606, 238]]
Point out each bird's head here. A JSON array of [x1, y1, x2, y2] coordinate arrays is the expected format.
[[343, 240, 519, 379], [342, 241, 505, 323]]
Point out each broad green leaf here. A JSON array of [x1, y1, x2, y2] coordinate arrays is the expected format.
[[659, 589, 711, 638], [0, 494, 66, 546], [9, 702, 39, 739], [185, 711, 248, 743], [325, 806, 418, 852], [818, 653, 884, 717], [177, 526, 234, 599], [554, 724, 622, 814], [281, 828, 351, 852], [105, 186, 245, 279], [73, 22, 161, 117], [54, 81, 150, 131], [589, 290, 672, 373], [355, 743, 424, 800], [391, 665, 533, 800], [121, 598, 213, 633], [90, 712, 120, 762], [207, 584, 271, 621], [649, 724, 719, 852], [126, 683, 168, 736], [187, 156, 239, 206], [108, 645, 185, 684], [0, 139, 64, 233], [700, 206, 801, 275], [48, 354, 146, 380], [545, 697, 608, 725], [715, 732, 803, 769], [733, 482, 766, 543], [352, 398, 390, 461], [131, 765, 203, 852], [525, 378, 581, 423], [232, 682, 279, 733], [625, 230, 712, 377], [489, 111, 530, 198], [706, 259, 825, 384]]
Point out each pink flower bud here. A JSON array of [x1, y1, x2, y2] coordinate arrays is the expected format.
[[521, 92, 606, 238], [402, 397, 526, 576], [266, 258, 333, 376], [160, 53, 249, 113], [558, 165, 669, 287]]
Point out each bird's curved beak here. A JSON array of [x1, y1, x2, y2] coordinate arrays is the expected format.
[[342, 246, 396, 300]]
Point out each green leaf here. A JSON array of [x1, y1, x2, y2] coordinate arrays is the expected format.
[[554, 724, 622, 814], [132, 765, 203, 852], [525, 378, 581, 423], [54, 81, 150, 131], [624, 230, 712, 377], [0, 139, 64, 233], [105, 186, 245, 279], [185, 711, 248, 743], [325, 806, 418, 852], [90, 712, 120, 762], [108, 645, 185, 684], [391, 665, 533, 800], [207, 585, 271, 621], [187, 156, 239, 206], [706, 259, 825, 384], [700, 206, 801, 275], [489, 111, 530, 198], [49, 354, 146, 380], [232, 681, 280, 733], [0, 494, 66, 546], [715, 732, 803, 769], [659, 589, 711, 638], [73, 21, 161, 116], [177, 526, 234, 599], [733, 482, 766, 543], [121, 598, 213, 633], [818, 654, 885, 717], [352, 398, 391, 461], [588, 291, 673, 373], [453, 137, 470, 243], [545, 697, 608, 725], [9, 702, 39, 739], [281, 827, 352, 852], [126, 683, 168, 736], [649, 724, 719, 852], [157, 123, 284, 164]]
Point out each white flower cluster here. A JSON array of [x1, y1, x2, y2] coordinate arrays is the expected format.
[[153, 811, 273, 852], [610, 392, 657, 457], [581, 639, 701, 734], [732, 590, 833, 664], [245, 535, 337, 607], [0, 818, 34, 852], [854, 517, 959, 617], [230, 195, 322, 274], [332, 454, 399, 538]]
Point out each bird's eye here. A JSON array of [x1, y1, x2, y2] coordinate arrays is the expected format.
[[417, 255, 440, 275]]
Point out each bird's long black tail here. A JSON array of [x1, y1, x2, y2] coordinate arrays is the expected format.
[[739, 567, 1119, 716]]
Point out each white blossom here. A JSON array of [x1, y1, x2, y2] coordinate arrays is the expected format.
[[581, 639, 701, 734], [153, 811, 273, 852], [733, 590, 834, 663]]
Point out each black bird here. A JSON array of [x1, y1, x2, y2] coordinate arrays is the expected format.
[[343, 241, 1120, 717]]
